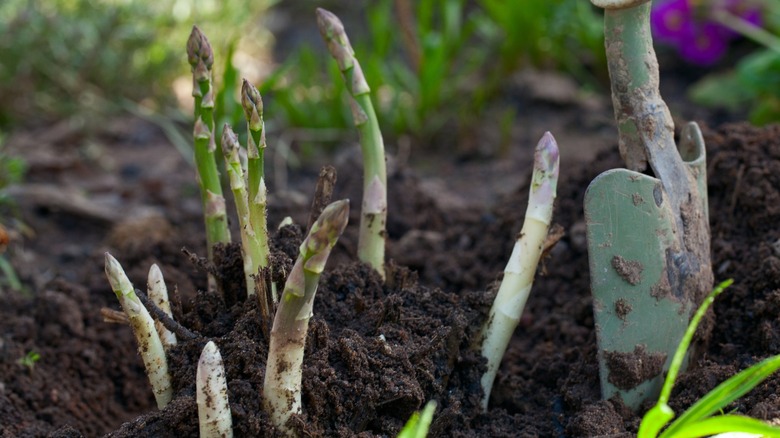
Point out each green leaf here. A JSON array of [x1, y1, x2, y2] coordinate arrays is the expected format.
[[689, 72, 749, 111], [660, 354, 780, 437], [659, 280, 734, 405], [397, 401, 436, 438], [638, 403, 675, 438], [665, 415, 780, 438]]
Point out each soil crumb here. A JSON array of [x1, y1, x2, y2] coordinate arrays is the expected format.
[[605, 344, 667, 390], [615, 298, 633, 322], [611, 255, 643, 286]]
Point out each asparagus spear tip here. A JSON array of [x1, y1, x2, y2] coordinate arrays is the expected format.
[[197, 341, 233, 438], [147, 264, 177, 349]]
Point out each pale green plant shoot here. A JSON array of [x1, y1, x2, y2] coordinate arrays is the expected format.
[[639, 279, 780, 438]]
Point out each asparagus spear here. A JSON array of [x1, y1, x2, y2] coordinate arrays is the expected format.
[[104, 253, 173, 409], [197, 341, 233, 438], [221, 125, 272, 325], [264, 200, 349, 434], [147, 264, 177, 349], [240, 80, 273, 302], [187, 26, 231, 277], [478, 133, 559, 411], [316, 8, 387, 279]]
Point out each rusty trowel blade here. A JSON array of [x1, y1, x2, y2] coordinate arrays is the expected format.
[[584, 168, 696, 410]]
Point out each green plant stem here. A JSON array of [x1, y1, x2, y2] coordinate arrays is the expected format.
[[478, 132, 559, 411], [264, 200, 349, 435], [712, 9, 780, 54], [197, 341, 233, 438], [240, 79, 273, 301], [187, 26, 231, 275], [104, 253, 172, 409], [317, 8, 387, 279]]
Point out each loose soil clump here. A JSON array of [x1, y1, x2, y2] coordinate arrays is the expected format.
[[1, 122, 780, 436]]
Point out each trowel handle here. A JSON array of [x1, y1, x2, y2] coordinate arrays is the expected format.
[[600, 3, 696, 224]]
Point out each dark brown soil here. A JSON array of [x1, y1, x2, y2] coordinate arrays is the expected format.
[[2, 119, 780, 437]]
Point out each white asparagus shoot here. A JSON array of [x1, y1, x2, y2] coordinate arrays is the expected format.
[[478, 132, 560, 411], [104, 253, 173, 409], [263, 200, 350, 435], [197, 341, 233, 438], [147, 264, 177, 349]]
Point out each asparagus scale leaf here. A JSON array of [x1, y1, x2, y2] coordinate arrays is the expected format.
[[478, 133, 559, 410], [264, 200, 349, 435], [105, 253, 173, 409], [317, 8, 387, 279]]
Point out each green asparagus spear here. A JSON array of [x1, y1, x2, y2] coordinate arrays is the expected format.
[[221, 125, 272, 326], [240, 80, 273, 300], [316, 8, 387, 279], [264, 200, 349, 435], [187, 26, 231, 279]]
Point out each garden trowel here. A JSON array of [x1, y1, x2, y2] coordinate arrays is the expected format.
[[585, 0, 714, 411], [585, 123, 710, 410]]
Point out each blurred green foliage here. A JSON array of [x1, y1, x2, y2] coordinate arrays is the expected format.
[[0, 0, 608, 146], [261, 0, 606, 145], [477, 0, 606, 88], [0, 132, 26, 294], [0, 134, 26, 193], [689, 0, 780, 125], [0, 0, 273, 128]]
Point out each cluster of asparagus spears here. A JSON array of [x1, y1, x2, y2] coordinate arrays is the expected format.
[[103, 8, 560, 437]]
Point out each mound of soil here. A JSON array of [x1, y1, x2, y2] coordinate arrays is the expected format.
[[1, 121, 779, 437]]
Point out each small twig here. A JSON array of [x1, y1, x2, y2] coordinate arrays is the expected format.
[[182, 247, 219, 278], [254, 266, 274, 341], [101, 307, 129, 324], [169, 284, 184, 323], [136, 288, 199, 341], [308, 165, 338, 230]]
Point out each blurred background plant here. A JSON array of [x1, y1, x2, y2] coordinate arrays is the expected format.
[[260, 0, 607, 153], [0, 131, 27, 293], [0, 0, 275, 130], [0, 0, 609, 154], [650, 0, 780, 125]]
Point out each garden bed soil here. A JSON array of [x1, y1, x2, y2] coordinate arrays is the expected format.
[[1, 119, 779, 437]]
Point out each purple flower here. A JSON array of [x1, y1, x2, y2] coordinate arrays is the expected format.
[[650, 0, 764, 65], [677, 21, 730, 65], [651, 0, 692, 44]]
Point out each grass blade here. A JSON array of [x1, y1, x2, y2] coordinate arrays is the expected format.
[[666, 414, 780, 438], [661, 354, 780, 437]]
